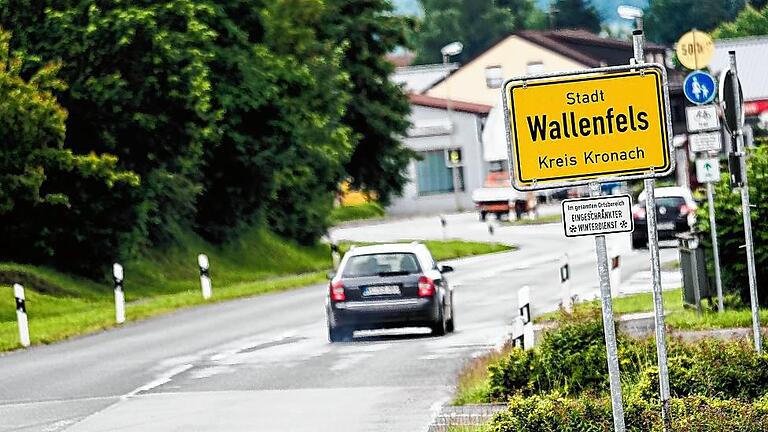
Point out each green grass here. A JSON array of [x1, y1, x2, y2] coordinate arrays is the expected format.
[[339, 240, 514, 262], [0, 231, 510, 351], [328, 202, 385, 225], [537, 287, 768, 331], [503, 213, 561, 226]]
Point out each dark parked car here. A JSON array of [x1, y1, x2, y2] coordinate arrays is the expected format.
[[325, 243, 455, 342], [632, 186, 698, 249]]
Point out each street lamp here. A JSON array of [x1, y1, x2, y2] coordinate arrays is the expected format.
[[617, 5, 643, 31], [440, 41, 464, 211]]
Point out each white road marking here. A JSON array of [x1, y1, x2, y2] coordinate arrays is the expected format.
[[122, 363, 193, 399]]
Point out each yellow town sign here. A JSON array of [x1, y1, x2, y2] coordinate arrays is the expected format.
[[502, 65, 673, 190]]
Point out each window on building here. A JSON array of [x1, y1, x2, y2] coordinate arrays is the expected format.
[[417, 150, 464, 195], [526, 61, 544, 75]]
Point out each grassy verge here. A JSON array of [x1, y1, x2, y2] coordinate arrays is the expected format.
[[0, 233, 511, 351], [328, 202, 385, 225], [502, 213, 561, 226], [536, 287, 768, 331], [339, 240, 513, 262], [454, 342, 516, 405]]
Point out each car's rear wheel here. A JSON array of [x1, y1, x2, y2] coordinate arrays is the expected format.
[[431, 306, 447, 336], [446, 302, 455, 333], [328, 323, 352, 343], [631, 235, 647, 249]]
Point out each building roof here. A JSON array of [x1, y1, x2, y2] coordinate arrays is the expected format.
[[392, 63, 459, 93], [425, 30, 675, 94], [408, 93, 492, 114], [711, 36, 768, 101]]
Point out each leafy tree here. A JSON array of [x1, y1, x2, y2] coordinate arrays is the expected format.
[[415, 0, 517, 64], [552, 0, 602, 33], [324, 0, 415, 205], [0, 0, 219, 255], [0, 28, 139, 273], [645, 0, 746, 44], [195, 0, 353, 243], [498, 0, 548, 30], [713, 4, 768, 38]]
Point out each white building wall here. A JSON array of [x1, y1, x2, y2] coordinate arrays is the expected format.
[[388, 105, 488, 215]]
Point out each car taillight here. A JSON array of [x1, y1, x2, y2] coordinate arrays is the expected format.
[[330, 280, 345, 302], [418, 276, 435, 297], [632, 207, 646, 219], [679, 204, 691, 216]]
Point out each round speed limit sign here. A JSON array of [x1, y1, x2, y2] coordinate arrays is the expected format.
[[676, 30, 714, 70]]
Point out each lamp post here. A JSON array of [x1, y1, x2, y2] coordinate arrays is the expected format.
[[617, 5, 644, 31], [441, 41, 463, 212]]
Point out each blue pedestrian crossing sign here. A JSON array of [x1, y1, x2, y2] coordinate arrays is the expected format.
[[683, 71, 716, 105]]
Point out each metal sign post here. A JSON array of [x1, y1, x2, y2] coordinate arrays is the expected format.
[[634, 30, 672, 431], [728, 51, 762, 353], [706, 179, 724, 312], [589, 184, 625, 432]]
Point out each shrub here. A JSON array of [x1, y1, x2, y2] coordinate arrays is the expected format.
[[632, 338, 768, 401], [695, 145, 768, 306], [490, 306, 767, 403], [489, 308, 655, 400], [487, 394, 768, 432]]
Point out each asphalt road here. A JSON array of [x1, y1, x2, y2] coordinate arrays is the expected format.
[[0, 211, 677, 432]]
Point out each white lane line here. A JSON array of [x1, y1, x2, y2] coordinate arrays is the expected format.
[[121, 363, 193, 400]]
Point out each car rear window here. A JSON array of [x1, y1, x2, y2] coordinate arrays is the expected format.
[[656, 197, 685, 208], [342, 253, 421, 277]]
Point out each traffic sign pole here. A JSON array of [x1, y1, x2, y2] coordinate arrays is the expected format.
[[589, 183, 625, 432], [729, 51, 762, 353], [635, 29, 672, 432], [706, 180, 724, 312]]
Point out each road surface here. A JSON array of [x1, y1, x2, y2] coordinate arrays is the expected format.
[[0, 212, 677, 431]]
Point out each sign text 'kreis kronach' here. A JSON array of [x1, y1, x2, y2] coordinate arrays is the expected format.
[[504, 66, 671, 190]]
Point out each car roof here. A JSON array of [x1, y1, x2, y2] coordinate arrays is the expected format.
[[638, 186, 694, 202], [346, 242, 425, 256]]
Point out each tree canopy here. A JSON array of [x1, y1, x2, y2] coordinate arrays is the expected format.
[[645, 0, 746, 43], [0, 0, 414, 274], [414, 0, 545, 64], [552, 0, 601, 33], [713, 4, 768, 38]]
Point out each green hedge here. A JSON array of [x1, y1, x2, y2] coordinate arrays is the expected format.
[[488, 394, 768, 432], [489, 308, 768, 402]]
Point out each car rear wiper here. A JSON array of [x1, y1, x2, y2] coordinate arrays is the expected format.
[[378, 271, 410, 276]]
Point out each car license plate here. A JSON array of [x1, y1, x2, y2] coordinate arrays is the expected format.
[[658, 222, 675, 231], [363, 285, 401, 296]]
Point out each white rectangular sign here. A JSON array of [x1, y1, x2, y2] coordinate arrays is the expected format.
[[689, 131, 722, 153], [562, 195, 634, 238], [696, 158, 721, 183], [686, 105, 720, 132]]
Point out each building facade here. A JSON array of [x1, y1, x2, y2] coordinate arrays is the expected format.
[[387, 94, 491, 215]]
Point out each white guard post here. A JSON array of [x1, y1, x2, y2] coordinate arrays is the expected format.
[[14, 283, 30, 347], [113, 263, 126, 324], [559, 255, 572, 310], [518, 285, 534, 349], [198, 254, 212, 300]]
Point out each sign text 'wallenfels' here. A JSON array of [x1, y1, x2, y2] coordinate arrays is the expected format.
[[502, 65, 673, 190]]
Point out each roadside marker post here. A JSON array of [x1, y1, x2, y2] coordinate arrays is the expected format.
[[440, 215, 447, 240], [609, 250, 621, 297], [511, 316, 525, 349], [517, 286, 533, 349], [113, 263, 126, 324], [330, 241, 341, 270], [725, 51, 762, 353], [198, 254, 212, 300], [14, 284, 30, 347], [559, 255, 572, 310]]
